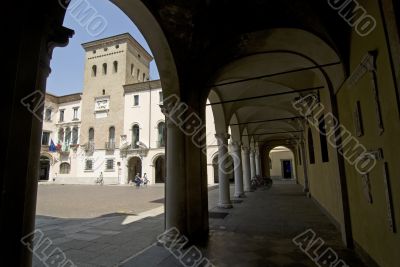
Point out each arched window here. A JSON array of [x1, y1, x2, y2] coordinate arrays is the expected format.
[[142, 73, 146, 81], [132, 125, 139, 148], [318, 116, 329, 162], [92, 65, 97, 77], [157, 122, 165, 147], [102, 63, 107, 75], [109, 126, 115, 143], [89, 128, 94, 142], [113, 61, 118, 73], [60, 163, 70, 174], [58, 128, 64, 144], [136, 69, 140, 80], [308, 128, 315, 164], [65, 127, 71, 145], [131, 64, 134, 76], [72, 127, 79, 145]]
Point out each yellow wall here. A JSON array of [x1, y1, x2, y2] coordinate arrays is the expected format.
[[336, 1, 400, 266]]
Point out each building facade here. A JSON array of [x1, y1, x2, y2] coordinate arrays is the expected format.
[[40, 33, 224, 185]]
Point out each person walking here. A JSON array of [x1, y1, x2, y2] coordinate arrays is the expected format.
[[134, 173, 142, 188]]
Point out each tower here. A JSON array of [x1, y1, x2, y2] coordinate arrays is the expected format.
[[79, 33, 153, 150]]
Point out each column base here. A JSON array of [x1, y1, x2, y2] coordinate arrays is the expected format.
[[234, 193, 246, 198], [217, 203, 233, 209]]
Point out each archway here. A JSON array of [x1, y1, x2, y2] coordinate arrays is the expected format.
[[268, 146, 296, 180], [39, 156, 51, 181], [212, 155, 219, 183], [154, 155, 166, 183], [128, 157, 142, 183]]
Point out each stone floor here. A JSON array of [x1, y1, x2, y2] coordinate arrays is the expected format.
[[31, 182, 366, 266], [122, 182, 366, 267]]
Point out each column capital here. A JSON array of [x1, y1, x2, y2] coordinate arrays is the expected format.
[[230, 141, 242, 150], [242, 146, 250, 154], [215, 133, 231, 145]]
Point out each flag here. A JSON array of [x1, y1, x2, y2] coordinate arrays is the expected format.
[[49, 140, 56, 152]]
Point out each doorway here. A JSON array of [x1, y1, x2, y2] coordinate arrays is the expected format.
[[128, 157, 142, 183], [39, 156, 50, 181], [281, 160, 293, 179], [154, 156, 166, 183]]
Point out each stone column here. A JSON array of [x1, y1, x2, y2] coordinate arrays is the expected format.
[[164, 107, 187, 232], [215, 133, 233, 208], [242, 146, 252, 192], [231, 141, 245, 198], [255, 148, 261, 176], [250, 149, 256, 179]]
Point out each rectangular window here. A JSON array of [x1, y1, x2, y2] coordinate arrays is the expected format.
[[45, 108, 52, 121], [59, 109, 65, 122], [159, 91, 163, 103], [85, 160, 93, 170], [73, 107, 79, 120], [106, 159, 114, 170], [133, 95, 139, 106], [41, 132, 50, 146]]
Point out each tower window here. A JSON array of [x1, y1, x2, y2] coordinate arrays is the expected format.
[[131, 64, 134, 76], [102, 63, 107, 75], [92, 65, 97, 77], [113, 61, 118, 73], [137, 69, 140, 80]]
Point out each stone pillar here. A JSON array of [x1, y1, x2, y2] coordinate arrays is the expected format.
[[231, 141, 245, 198], [164, 108, 187, 232], [242, 146, 252, 192], [250, 149, 256, 179], [255, 148, 261, 176], [215, 133, 233, 208]]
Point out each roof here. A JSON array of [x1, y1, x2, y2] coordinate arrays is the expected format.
[[81, 33, 153, 62], [45, 92, 82, 104]]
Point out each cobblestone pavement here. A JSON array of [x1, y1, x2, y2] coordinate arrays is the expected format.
[[32, 184, 165, 267], [31, 182, 365, 267]]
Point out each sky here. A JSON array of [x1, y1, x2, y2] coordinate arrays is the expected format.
[[46, 0, 159, 96]]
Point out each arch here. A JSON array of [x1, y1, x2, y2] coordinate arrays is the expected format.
[[59, 162, 70, 174], [128, 156, 142, 183], [268, 145, 296, 180], [154, 155, 166, 183], [212, 155, 219, 184], [208, 90, 227, 134], [88, 127, 94, 142], [109, 126, 115, 142], [229, 113, 241, 143]]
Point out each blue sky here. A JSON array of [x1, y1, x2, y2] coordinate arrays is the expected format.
[[46, 0, 159, 96]]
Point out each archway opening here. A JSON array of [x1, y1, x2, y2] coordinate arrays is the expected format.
[[128, 157, 142, 183], [154, 155, 166, 183], [268, 146, 296, 180], [39, 156, 51, 181]]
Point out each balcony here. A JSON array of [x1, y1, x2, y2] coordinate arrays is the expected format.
[[105, 141, 116, 150], [83, 141, 95, 153]]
